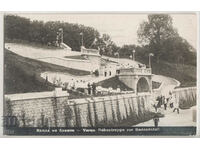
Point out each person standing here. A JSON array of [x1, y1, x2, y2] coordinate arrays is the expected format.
[[156, 95, 162, 108], [45, 75, 48, 84], [117, 85, 121, 93], [92, 82, 96, 96], [87, 83, 91, 95]]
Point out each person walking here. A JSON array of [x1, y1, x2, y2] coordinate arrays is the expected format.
[[164, 97, 168, 110], [172, 94, 180, 114], [156, 95, 162, 108], [153, 113, 160, 127], [153, 99, 158, 112]]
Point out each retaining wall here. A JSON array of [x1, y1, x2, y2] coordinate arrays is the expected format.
[[5, 92, 155, 127], [174, 87, 196, 109], [5, 86, 196, 127]]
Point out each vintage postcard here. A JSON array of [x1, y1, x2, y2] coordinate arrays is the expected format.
[[1, 12, 198, 136]]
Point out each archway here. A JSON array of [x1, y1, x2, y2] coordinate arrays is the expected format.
[[136, 77, 150, 93]]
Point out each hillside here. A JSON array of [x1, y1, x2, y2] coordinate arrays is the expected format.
[[152, 61, 196, 87], [4, 45, 196, 95], [96, 76, 132, 91], [138, 59, 196, 87], [4, 49, 90, 94]]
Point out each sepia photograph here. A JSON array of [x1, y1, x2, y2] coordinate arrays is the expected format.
[[3, 13, 197, 136]]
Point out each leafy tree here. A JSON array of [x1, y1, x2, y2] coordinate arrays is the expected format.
[[28, 20, 45, 43], [4, 15, 30, 41], [162, 36, 196, 65], [119, 44, 136, 58], [4, 15, 100, 51], [92, 33, 119, 56], [137, 14, 178, 63]]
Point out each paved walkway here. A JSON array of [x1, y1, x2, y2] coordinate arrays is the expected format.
[[5, 43, 81, 59], [135, 106, 196, 127], [152, 74, 180, 97]]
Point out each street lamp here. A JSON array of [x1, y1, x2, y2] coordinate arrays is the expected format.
[[116, 51, 120, 64], [132, 49, 136, 61], [58, 28, 63, 43], [149, 53, 154, 68], [80, 32, 83, 46]]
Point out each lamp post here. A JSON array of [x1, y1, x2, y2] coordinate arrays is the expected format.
[[132, 49, 136, 61], [117, 51, 119, 64], [58, 28, 63, 43], [149, 53, 154, 68], [80, 32, 83, 46]]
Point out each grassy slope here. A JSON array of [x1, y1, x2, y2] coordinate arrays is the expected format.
[[96, 76, 132, 91], [98, 59, 196, 90], [135, 56, 196, 87], [151, 61, 196, 87], [4, 49, 90, 94]]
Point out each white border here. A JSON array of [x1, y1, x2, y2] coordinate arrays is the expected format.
[[0, 12, 3, 136], [197, 12, 200, 136], [0, 11, 199, 138]]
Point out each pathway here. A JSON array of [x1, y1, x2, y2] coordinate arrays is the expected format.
[[134, 106, 196, 126]]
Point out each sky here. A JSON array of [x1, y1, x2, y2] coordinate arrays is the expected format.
[[17, 13, 197, 49]]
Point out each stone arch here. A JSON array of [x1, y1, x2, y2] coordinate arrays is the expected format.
[[136, 77, 150, 93]]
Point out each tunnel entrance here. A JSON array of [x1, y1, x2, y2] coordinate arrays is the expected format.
[[137, 77, 150, 93]]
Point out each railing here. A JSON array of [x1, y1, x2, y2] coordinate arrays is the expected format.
[[81, 48, 99, 55], [119, 67, 152, 75]]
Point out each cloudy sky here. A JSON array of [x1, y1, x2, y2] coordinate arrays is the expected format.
[[18, 13, 197, 49]]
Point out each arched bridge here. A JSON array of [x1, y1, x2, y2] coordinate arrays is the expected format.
[[117, 67, 152, 94]]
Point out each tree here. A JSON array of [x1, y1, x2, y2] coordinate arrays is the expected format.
[[119, 44, 136, 58], [4, 15, 100, 51], [162, 36, 196, 65], [137, 14, 178, 63], [92, 33, 119, 56], [4, 15, 30, 41]]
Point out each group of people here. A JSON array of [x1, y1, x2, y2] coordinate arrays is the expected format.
[[153, 92, 180, 114], [87, 84, 124, 96], [153, 92, 180, 127], [87, 83, 96, 96]]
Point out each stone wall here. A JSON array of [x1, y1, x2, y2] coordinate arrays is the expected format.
[[5, 86, 196, 127], [174, 87, 196, 109], [5, 92, 155, 127]]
